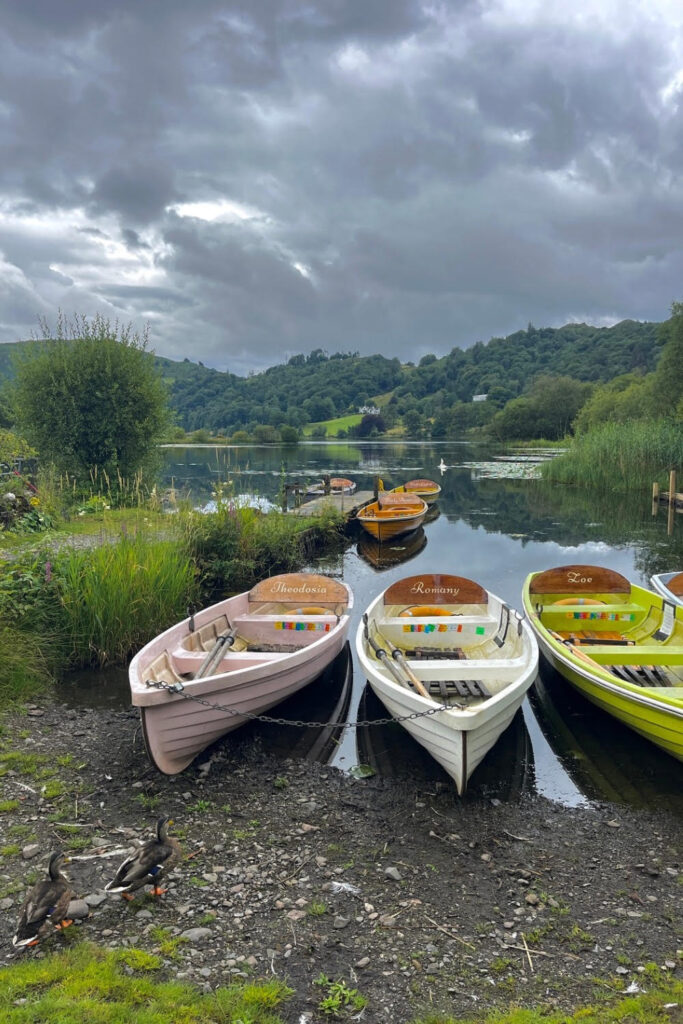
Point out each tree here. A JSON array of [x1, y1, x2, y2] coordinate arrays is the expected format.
[[654, 302, 683, 416], [12, 313, 171, 481]]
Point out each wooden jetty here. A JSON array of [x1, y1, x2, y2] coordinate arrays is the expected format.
[[289, 490, 374, 518]]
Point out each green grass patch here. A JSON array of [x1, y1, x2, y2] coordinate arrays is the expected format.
[[0, 942, 293, 1021], [302, 413, 363, 436]]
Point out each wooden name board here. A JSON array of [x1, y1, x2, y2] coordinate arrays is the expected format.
[[249, 573, 349, 605], [384, 574, 488, 606], [377, 493, 425, 509], [404, 479, 438, 490], [529, 565, 631, 595]]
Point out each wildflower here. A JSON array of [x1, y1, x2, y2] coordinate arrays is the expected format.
[[30, 497, 40, 507]]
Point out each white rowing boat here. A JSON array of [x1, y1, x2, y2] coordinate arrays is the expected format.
[[355, 573, 538, 794]]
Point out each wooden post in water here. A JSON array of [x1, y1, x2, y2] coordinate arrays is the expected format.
[[668, 469, 677, 536], [652, 481, 660, 516]]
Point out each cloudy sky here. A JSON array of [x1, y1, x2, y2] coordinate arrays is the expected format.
[[1, 0, 682, 374]]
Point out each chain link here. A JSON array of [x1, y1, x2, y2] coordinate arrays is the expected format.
[[144, 678, 452, 730]]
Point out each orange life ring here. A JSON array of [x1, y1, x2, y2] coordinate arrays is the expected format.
[[554, 597, 604, 606], [399, 605, 452, 617], [292, 605, 329, 615]]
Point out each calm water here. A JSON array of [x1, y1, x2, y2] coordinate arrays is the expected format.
[[65, 441, 683, 811]]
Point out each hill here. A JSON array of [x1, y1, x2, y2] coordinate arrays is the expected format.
[[0, 319, 663, 433]]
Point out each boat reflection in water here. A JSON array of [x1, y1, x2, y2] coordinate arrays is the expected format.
[[357, 527, 427, 572], [202, 643, 353, 766], [354, 684, 534, 801], [530, 661, 683, 813]]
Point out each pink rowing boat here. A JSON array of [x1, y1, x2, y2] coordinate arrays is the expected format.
[[129, 573, 353, 774]]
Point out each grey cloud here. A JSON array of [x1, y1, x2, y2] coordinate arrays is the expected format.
[[0, 1, 682, 371]]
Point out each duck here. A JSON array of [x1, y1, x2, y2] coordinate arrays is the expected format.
[[13, 851, 73, 949], [105, 816, 181, 900]]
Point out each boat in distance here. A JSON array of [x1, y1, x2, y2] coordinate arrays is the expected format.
[[650, 571, 683, 608], [306, 477, 357, 496], [355, 492, 428, 542], [388, 478, 442, 504], [129, 573, 353, 774], [521, 564, 683, 761], [355, 573, 538, 795]]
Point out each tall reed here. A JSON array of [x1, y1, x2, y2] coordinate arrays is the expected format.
[[0, 626, 54, 700], [542, 419, 683, 491], [54, 533, 197, 667]]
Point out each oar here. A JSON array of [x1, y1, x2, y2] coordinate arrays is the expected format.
[[363, 614, 413, 689], [371, 619, 431, 699], [194, 626, 238, 679]]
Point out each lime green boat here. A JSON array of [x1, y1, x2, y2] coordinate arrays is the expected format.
[[522, 564, 683, 761]]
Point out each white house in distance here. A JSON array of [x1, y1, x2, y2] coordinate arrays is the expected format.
[[358, 405, 381, 415], [472, 394, 488, 402]]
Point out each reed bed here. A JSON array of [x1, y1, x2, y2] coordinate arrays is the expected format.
[[54, 534, 197, 667], [542, 419, 683, 491], [0, 625, 54, 701]]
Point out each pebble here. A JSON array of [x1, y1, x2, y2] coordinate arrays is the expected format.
[[180, 927, 213, 943], [384, 866, 402, 881], [21, 845, 41, 860], [66, 899, 90, 920]]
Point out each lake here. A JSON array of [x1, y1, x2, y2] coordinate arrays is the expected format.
[[147, 440, 683, 812]]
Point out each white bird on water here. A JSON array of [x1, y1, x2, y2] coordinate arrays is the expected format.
[[438, 458, 447, 474]]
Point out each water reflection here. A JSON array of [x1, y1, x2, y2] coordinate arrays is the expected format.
[[357, 527, 427, 572], [530, 660, 683, 813]]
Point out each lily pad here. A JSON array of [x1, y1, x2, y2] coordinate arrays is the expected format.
[[349, 763, 376, 779]]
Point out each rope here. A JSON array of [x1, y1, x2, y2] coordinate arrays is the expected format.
[[143, 678, 451, 730]]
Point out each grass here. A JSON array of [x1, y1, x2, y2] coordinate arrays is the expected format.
[[302, 413, 363, 436], [408, 974, 683, 1024], [0, 942, 293, 1022], [55, 532, 198, 667], [543, 418, 683, 491]]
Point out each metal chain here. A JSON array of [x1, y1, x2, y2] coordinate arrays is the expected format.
[[144, 678, 451, 730]]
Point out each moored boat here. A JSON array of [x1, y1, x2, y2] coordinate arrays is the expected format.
[[129, 573, 353, 774], [355, 573, 538, 794], [355, 492, 428, 542], [389, 478, 441, 504], [650, 571, 683, 608], [521, 564, 683, 761], [306, 477, 357, 496]]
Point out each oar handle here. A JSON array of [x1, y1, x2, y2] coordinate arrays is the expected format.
[[372, 620, 431, 699]]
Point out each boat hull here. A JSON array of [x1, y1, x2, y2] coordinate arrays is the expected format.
[[355, 573, 538, 794], [522, 566, 683, 762], [356, 495, 428, 541], [130, 574, 353, 774], [534, 633, 683, 761]]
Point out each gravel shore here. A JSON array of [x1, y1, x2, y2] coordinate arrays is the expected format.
[[0, 698, 681, 1023]]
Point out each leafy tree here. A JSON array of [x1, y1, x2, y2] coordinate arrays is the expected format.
[[653, 302, 683, 417], [280, 425, 299, 444], [573, 373, 656, 434], [11, 313, 170, 481]]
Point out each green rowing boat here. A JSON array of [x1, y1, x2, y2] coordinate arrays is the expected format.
[[521, 564, 683, 761]]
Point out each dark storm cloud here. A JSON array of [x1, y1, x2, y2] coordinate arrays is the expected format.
[[0, 0, 681, 372]]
